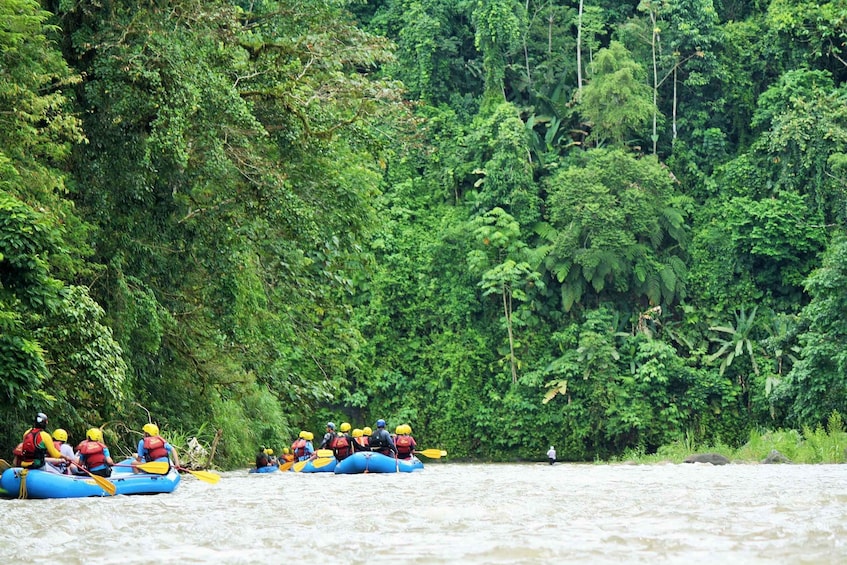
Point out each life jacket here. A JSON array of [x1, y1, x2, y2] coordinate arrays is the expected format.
[[292, 438, 308, 461], [370, 430, 394, 456], [142, 435, 169, 461], [77, 440, 107, 468], [353, 436, 370, 452], [20, 429, 47, 467], [330, 435, 352, 461], [395, 435, 415, 459]]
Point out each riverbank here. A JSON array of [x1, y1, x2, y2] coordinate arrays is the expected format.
[[612, 419, 847, 465]]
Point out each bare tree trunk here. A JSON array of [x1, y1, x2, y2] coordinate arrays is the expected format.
[[208, 428, 222, 469], [649, 10, 659, 155], [503, 288, 517, 384], [673, 64, 678, 140], [576, 0, 584, 94], [523, 0, 532, 89], [547, 3, 553, 83]]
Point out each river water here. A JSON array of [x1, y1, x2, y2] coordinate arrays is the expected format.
[[2, 461, 846, 563]]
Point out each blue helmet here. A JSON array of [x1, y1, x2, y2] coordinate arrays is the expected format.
[[376, 419, 386, 428], [326, 422, 336, 430]]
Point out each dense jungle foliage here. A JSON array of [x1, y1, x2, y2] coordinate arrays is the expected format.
[[3, 0, 847, 467]]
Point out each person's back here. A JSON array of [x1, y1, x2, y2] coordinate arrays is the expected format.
[[292, 431, 314, 461], [319, 422, 337, 450], [351, 429, 369, 452], [132, 422, 180, 472], [45, 428, 75, 474], [330, 432, 353, 461], [547, 446, 556, 465], [76, 428, 114, 477], [19, 413, 69, 470], [370, 419, 397, 457], [395, 424, 417, 460]]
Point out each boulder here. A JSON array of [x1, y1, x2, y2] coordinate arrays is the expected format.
[[761, 449, 791, 464], [683, 453, 731, 465]]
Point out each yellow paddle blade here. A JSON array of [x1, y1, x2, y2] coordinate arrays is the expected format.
[[0, 458, 10, 473], [136, 461, 170, 474], [316, 449, 334, 458], [278, 460, 294, 472], [185, 469, 220, 484], [415, 449, 447, 459], [293, 459, 310, 473], [312, 456, 335, 469], [82, 467, 116, 496]]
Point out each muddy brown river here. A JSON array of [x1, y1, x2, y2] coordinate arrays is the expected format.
[[3, 462, 846, 563]]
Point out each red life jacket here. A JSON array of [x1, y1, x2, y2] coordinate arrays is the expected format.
[[330, 435, 352, 460], [353, 436, 370, 452], [143, 435, 169, 461], [77, 440, 107, 468], [292, 438, 307, 460], [396, 435, 415, 459], [13, 443, 24, 457], [20, 428, 48, 467]]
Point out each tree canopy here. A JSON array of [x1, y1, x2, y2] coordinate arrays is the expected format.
[[2, 0, 847, 465]]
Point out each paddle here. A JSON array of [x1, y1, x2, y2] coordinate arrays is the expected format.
[[292, 449, 334, 472], [414, 449, 448, 459], [293, 458, 310, 473], [78, 465, 117, 496], [112, 461, 170, 474], [0, 458, 10, 473], [176, 466, 220, 484], [312, 456, 336, 469], [279, 460, 295, 472]]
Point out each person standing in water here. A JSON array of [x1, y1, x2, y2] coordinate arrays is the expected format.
[[547, 446, 556, 465]]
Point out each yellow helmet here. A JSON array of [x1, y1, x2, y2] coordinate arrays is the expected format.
[[283, 447, 290, 454], [86, 428, 103, 442], [363, 426, 372, 436], [340, 422, 351, 433], [52, 429, 68, 442], [352, 428, 363, 438], [264, 448, 274, 455], [404, 424, 412, 435], [143, 423, 159, 436], [304, 431, 314, 441], [299, 430, 308, 439], [395, 425, 404, 435]]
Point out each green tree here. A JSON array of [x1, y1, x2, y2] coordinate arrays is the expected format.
[[752, 69, 847, 224], [543, 149, 690, 311], [781, 235, 847, 427], [471, 0, 525, 98], [579, 41, 654, 148], [468, 102, 539, 226], [468, 207, 543, 383]]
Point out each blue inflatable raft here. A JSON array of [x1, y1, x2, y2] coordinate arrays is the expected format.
[[0, 459, 180, 498], [334, 452, 423, 474], [296, 457, 337, 473], [249, 465, 279, 474]]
